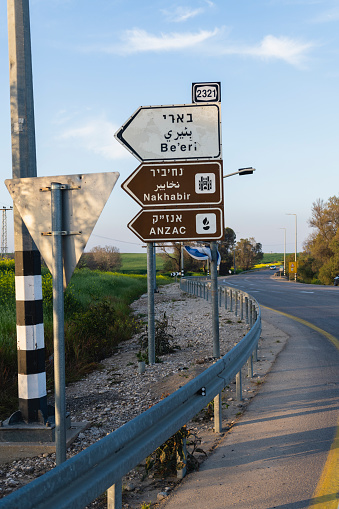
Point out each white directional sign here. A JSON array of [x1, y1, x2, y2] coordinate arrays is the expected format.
[[6, 172, 119, 287], [115, 103, 221, 162]]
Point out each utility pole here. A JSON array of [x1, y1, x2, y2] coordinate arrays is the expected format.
[[1, 206, 13, 257], [7, 0, 48, 423]]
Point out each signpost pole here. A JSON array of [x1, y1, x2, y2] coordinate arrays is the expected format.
[[147, 243, 155, 365], [210, 241, 220, 358], [7, 0, 48, 424], [51, 183, 66, 465]]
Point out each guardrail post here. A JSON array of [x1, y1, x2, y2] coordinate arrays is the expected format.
[[247, 354, 253, 378], [230, 289, 233, 312], [107, 479, 122, 509], [218, 287, 222, 308], [245, 296, 249, 324], [249, 300, 253, 327], [214, 393, 222, 433], [224, 287, 227, 310], [240, 294, 244, 320], [177, 437, 187, 479], [236, 371, 242, 401], [235, 291, 238, 316], [253, 344, 258, 362]]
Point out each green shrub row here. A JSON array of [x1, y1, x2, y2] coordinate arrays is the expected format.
[[0, 265, 170, 419]]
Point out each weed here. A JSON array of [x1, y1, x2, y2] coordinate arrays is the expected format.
[[137, 312, 180, 363], [145, 426, 205, 477]]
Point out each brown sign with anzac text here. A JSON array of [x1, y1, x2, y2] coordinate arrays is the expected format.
[[122, 160, 223, 208], [128, 207, 224, 242]]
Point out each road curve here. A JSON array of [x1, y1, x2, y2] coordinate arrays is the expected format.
[[162, 272, 339, 509]]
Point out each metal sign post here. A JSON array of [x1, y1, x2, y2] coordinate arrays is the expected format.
[[51, 183, 66, 464], [147, 243, 155, 365], [210, 241, 220, 358]]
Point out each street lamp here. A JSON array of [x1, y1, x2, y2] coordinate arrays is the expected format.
[[286, 213, 297, 281], [223, 167, 256, 230], [279, 227, 286, 276], [223, 167, 256, 179]]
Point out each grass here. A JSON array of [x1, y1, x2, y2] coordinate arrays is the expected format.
[[119, 253, 166, 274], [0, 260, 171, 420], [261, 253, 292, 264]]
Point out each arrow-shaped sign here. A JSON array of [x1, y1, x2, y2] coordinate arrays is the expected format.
[[122, 160, 223, 208], [6, 172, 119, 287], [115, 103, 221, 162], [128, 207, 224, 242]]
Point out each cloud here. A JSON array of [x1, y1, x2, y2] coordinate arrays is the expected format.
[[309, 7, 339, 23], [57, 117, 129, 160], [80, 28, 314, 67], [114, 28, 219, 54], [221, 35, 315, 67], [162, 7, 204, 22], [162, 1, 215, 22]]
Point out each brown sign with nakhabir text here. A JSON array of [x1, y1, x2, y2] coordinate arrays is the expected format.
[[122, 160, 223, 208]]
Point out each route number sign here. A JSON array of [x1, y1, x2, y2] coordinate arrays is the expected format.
[[192, 82, 221, 103]]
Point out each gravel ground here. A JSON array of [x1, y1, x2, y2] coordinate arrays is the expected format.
[[0, 282, 288, 508]]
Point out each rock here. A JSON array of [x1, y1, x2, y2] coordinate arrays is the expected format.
[[157, 491, 169, 500]]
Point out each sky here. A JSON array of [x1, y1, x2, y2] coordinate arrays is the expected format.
[[0, 0, 338, 255]]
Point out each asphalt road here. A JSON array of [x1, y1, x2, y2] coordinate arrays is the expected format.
[[220, 269, 339, 340], [162, 271, 339, 509]]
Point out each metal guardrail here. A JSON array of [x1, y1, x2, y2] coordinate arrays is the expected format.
[[1, 279, 261, 509]]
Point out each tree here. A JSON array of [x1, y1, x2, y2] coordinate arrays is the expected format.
[[158, 242, 209, 273], [234, 237, 263, 271], [302, 195, 339, 284], [157, 242, 182, 272], [82, 245, 122, 272], [218, 227, 236, 275]]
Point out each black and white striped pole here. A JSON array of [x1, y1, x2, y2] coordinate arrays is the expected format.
[[7, 0, 48, 424]]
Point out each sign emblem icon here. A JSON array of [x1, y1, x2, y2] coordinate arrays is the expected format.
[[196, 213, 217, 234]]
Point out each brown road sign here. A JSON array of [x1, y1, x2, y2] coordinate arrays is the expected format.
[[122, 160, 223, 208], [128, 207, 224, 242]]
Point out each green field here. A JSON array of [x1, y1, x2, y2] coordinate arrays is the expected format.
[[261, 253, 291, 264], [120, 253, 166, 274]]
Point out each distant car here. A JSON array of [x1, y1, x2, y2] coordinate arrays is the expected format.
[[334, 275, 339, 286], [270, 265, 276, 270]]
